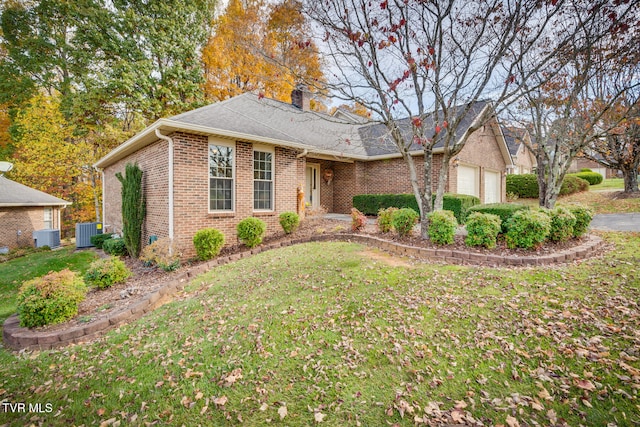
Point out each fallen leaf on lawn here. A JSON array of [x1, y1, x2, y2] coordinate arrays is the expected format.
[[538, 388, 552, 401], [451, 409, 464, 423], [454, 400, 467, 409], [260, 403, 269, 411], [214, 396, 228, 407], [506, 415, 520, 427], [99, 418, 117, 427], [547, 409, 557, 424], [582, 399, 593, 408], [531, 400, 544, 411], [200, 405, 208, 415], [97, 408, 106, 416], [314, 412, 326, 423], [278, 405, 288, 420], [195, 391, 204, 400], [575, 379, 596, 391]]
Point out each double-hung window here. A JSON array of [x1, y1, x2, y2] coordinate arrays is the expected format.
[[253, 148, 273, 211], [43, 207, 53, 229], [209, 140, 235, 212]]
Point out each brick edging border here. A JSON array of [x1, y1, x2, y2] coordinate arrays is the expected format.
[[3, 233, 603, 351]]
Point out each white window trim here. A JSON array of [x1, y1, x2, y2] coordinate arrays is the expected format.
[[253, 144, 275, 212], [208, 137, 236, 213], [43, 207, 53, 229]]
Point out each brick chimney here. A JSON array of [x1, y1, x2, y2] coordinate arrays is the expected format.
[[291, 84, 311, 111]]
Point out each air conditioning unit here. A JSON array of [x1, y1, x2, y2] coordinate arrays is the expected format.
[[76, 222, 103, 248], [33, 229, 61, 249]]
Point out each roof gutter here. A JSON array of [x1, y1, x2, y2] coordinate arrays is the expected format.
[[296, 149, 308, 159], [155, 129, 174, 242]]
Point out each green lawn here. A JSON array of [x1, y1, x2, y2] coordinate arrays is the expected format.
[[0, 246, 97, 323], [590, 178, 625, 191], [515, 188, 640, 214], [1, 237, 638, 426]]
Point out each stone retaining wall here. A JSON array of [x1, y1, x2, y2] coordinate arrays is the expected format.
[[3, 234, 604, 351]]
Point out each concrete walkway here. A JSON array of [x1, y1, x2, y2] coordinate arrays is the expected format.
[[323, 212, 640, 232]]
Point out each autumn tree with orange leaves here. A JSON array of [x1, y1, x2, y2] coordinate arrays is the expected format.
[[203, 0, 324, 104]]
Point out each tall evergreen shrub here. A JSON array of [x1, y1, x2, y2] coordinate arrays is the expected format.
[[116, 163, 145, 257]]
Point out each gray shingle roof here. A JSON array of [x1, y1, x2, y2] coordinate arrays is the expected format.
[[502, 127, 527, 156], [0, 176, 70, 207]]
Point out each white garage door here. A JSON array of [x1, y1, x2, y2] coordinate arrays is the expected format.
[[457, 165, 479, 198], [484, 170, 500, 204]]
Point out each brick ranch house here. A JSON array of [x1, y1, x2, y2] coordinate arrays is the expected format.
[[0, 175, 69, 250], [95, 90, 513, 258]]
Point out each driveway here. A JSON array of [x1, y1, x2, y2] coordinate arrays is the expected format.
[[590, 213, 640, 232]]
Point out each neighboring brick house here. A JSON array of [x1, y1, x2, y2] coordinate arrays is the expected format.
[[568, 157, 618, 179], [502, 127, 537, 175], [0, 175, 69, 250], [95, 90, 512, 258]]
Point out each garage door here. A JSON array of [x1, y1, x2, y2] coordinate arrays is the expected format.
[[457, 165, 479, 197], [484, 170, 500, 204]]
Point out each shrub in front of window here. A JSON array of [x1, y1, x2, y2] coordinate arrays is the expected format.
[[505, 210, 551, 249], [84, 256, 132, 290], [464, 212, 502, 249], [279, 212, 300, 234], [567, 204, 593, 237], [546, 207, 577, 242], [237, 217, 267, 248], [193, 228, 225, 260], [17, 269, 87, 328], [350, 208, 367, 232], [391, 208, 419, 237], [103, 238, 127, 256], [377, 207, 398, 233], [427, 210, 458, 245], [140, 238, 181, 271], [90, 233, 114, 249]]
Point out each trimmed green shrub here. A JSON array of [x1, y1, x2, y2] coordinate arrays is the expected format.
[[353, 193, 479, 223], [507, 174, 589, 198], [427, 210, 458, 245], [568, 172, 603, 185], [579, 168, 592, 172], [377, 207, 398, 233], [506, 174, 539, 198], [84, 256, 131, 289], [465, 213, 502, 249], [90, 233, 114, 249], [505, 210, 551, 249], [279, 212, 300, 234], [116, 163, 146, 257], [17, 269, 87, 328], [567, 205, 593, 237], [467, 203, 529, 233], [547, 207, 577, 242], [237, 217, 266, 248], [193, 228, 225, 260], [350, 208, 367, 232], [391, 208, 419, 237], [559, 175, 589, 195], [103, 238, 127, 256]]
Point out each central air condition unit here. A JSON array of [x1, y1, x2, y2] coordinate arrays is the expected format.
[[33, 229, 61, 248], [76, 222, 103, 248]]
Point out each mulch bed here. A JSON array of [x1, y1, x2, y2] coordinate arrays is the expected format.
[[25, 216, 598, 334]]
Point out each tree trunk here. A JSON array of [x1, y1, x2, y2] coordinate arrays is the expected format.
[[622, 166, 639, 193], [419, 146, 435, 239], [92, 170, 101, 223], [433, 152, 449, 211]]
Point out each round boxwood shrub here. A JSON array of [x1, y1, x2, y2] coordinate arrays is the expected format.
[[90, 233, 114, 249], [567, 205, 593, 237], [377, 207, 398, 233], [505, 210, 551, 249], [467, 203, 529, 233], [103, 237, 127, 256], [569, 172, 603, 186], [391, 208, 419, 237], [193, 228, 225, 260], [17, 269, 87, 328], [279, 212, 300, 234], [464, 212, 502, 249], [84, 256, 132, 289], [427, 210, 458, 245], [546, 207, 577, 242], [237, 217, 267, 248], [559, 175, 589, 195]]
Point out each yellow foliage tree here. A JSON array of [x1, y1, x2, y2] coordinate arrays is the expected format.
[[203, 0, 324, 104], [9, 94, 96, 234]]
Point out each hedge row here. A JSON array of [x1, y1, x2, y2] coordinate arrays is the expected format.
[[353, 193, 480, 223], [506, 174, 590, 198]]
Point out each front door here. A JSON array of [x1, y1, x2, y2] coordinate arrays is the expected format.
[[305, 163, 320, 209]]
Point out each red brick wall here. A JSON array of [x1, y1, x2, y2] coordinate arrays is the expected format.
[[0, 206, 62, 249], [102, 132, 303, 258]]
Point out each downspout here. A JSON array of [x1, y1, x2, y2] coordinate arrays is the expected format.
[[155, 129, 174, 242], [296, 149, 308, 159]]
